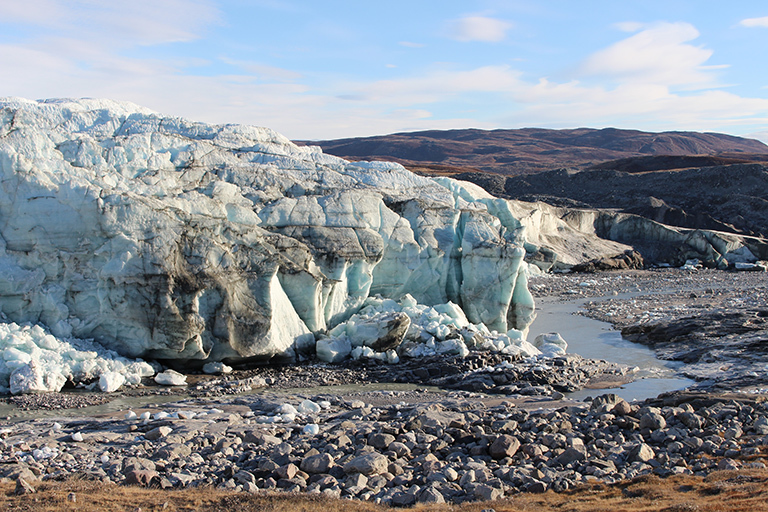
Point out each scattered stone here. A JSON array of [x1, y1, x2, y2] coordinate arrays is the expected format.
[[489, 435, 520, 459], [629, 443, 655, 463], [125, 469, 160, 486], [144, 426, 172, 441], [301, 453, 334, 474], [14, 477, 35, 495], [343, 453, 389, 476]]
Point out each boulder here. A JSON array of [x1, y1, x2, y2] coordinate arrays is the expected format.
[[343, 453, 389, 476], [489, 435, 521, 460]]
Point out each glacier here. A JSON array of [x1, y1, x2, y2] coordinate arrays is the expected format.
[[0, 97, 565, 372]]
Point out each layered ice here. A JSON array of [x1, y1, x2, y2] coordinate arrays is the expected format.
[[0, 97, 539, 364]]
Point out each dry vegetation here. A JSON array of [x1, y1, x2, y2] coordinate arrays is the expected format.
[[4, 469, 768, 512]]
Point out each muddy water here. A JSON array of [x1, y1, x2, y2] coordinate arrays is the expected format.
[[529, 297, 694, 402]]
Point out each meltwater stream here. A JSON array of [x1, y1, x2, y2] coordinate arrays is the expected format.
[[0, 296, 694, 421], [528, 297, 694, 402]]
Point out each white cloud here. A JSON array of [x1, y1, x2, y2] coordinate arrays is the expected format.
[[507, 81, 768, 132], [447, 16, 512, 43], [740, 17, 768, 28], [0, 0, 68, 25], [1, 5, 767, 141], [220, 58, 303, 82], [0, 0, 221, 47], [580, 22, 718, 89], [337, 65, 523, 105], [746, 131, 768, 144]]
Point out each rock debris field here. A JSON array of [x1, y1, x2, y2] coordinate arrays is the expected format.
[[532, 268, 768, 392], [3, 268, 768, 505], [3, 388, 768, 506]]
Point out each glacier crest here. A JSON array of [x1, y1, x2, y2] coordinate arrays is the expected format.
[[0, 97, 535, 363]]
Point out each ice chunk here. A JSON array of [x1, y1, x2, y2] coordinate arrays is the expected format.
[[202, 362, 233, 375], [98, 371, 125, 393], [154, 369, 187, 386], [0, 319, 155, 394], [10, 362, 66, 394], [298, 399, 321, 414], [533, 332, 568, 357], [278, 403, 298, 415], [303, 424, 320, 435], [316, 336, 352, 363]]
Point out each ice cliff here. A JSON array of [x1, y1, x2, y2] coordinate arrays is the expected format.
[[0, 98, 543, 365]]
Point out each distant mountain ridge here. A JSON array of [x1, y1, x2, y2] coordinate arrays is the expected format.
[[298, 127, 768, 175]]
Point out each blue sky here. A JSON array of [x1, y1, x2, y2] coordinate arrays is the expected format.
[[2, 0, 768, 142]]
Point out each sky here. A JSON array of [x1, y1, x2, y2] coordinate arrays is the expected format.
[[2, 0, 768, 142]]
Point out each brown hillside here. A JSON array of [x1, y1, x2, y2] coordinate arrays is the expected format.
[[297, 127, 768, 175]]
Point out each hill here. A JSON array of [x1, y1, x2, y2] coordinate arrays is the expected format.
[[298, 127, 768, 175]]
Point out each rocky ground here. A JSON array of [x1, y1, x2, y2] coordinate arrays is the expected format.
[[530, 268, 768, 392], [2, 268, 768, 507], [2, 386, 768, 507]]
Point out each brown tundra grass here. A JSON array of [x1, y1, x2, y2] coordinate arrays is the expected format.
[[3, 469, 768, 512]]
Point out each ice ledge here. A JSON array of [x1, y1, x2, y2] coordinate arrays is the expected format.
[[0, 98, 537, 366]]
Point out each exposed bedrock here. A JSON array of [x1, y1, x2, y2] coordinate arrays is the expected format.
[[594, 211, 768, 269]]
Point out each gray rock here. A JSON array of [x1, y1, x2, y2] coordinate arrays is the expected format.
[[678, 412, 705, 429], [590, 393, 623, 413], [753, 417, 768, 435], [418, 486, 445, 504], [343, 453, 389, 475], [392, 491, 416, 506], [718, 458, 740, 471], [154, 443, 192, 460], [628, 443, 655, 463], [491, 420, 519, 433], [639, 412, 666, 431], [489, 435, 520, 460], [612, 400, 632, 416], [275, 464, 299, 480], [473, 483, 503, 501], [122, 457, 156, 473], [552, 446, 587, 466], [444, 467, 459, 481], [388, 441, 410, 458], [300, 453, 334, 474], [144, 426, 172, 441], [234, 471, 256, 485], [345, 473, 368, 489], [14, 477, 35, 495], [124, 469, 160, 486], [368, 433, 396, 450], [243, 432, 281, 446]]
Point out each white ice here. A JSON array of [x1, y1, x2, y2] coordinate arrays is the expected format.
[[0, 319, 154, 394]]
